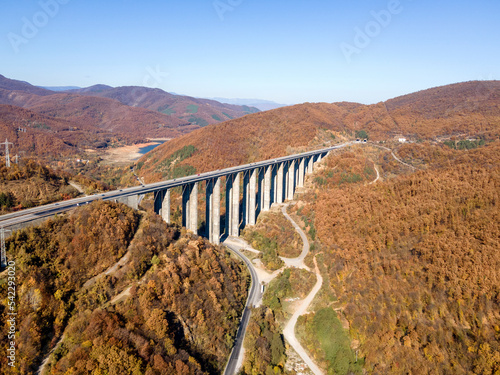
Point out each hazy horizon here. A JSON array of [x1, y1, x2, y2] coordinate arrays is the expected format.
[[1, 0, 499, 105]]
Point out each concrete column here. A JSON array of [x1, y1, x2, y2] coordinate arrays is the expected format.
[[298, 158, 305, 188], [182, 185, 190, 228], [153, 191, 162, 216], [287, 160, 295, 200], [263, 166, 271, 211], [206, 180, 214, 239], [272, 165, 278, 204], [257, 168, 265, 216], [189, 183, 198, 234], [295, 160, 300, 187], [249, 169, 257, 226], [206, 178, 221, 244], [231, 173, 240, 237], [316, 153, 323, 165], [277, 162, 284, 204], [162, 189, 170, 224], [225, 176, 233, 237], [307, 156, 314, 174], [213, 178, 220, 244], [243, 172, 249, 228]]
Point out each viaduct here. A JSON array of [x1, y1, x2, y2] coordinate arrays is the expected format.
[[127, 144, 341, 244], [0, 144, 348, 247]]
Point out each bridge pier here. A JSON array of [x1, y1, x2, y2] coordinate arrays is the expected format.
[[276, 162, 284, 204], [271, 165, 278, 204], [263, 166, 271, 211], [257, 168, 264, 216], [249, 169, 257, 225], [298, 158, 305, 188], [315, 153, 322, 169], [154, 189, 170, 224], [206, 178, 220, 245], [226, 173, 241, 237], [307, 156, 314, 174], [287, 160, 295, 200], [243, 169, 257, 227], [182, 183, 198, 235]]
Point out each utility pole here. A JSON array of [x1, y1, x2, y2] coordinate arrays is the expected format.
[[1, 138, 14, 168], [1, 227, 12, 268]]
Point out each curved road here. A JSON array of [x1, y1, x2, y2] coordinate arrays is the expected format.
[[223, 241, 260, 375]]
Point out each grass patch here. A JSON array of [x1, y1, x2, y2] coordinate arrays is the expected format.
[[187, 116, 209, 127], [444, 139, 486, 150], [186, 104, 199, 113], [245, 231, 283, 271], [212, 114, 223, 121], [172, 165, 196, 178], [222, 112, 233, 119], [156, 145, 198, 177], [298, 308, 363, 375], [159, 107, 176, 115]]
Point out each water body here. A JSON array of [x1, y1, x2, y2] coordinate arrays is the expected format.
[[137, 141, 166, 156]]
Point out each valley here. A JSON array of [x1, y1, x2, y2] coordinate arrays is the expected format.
[[0, 79, 499, 375]]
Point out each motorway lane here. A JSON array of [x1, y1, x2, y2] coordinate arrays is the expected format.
[[0, 143, 351, 229], [223, 240, 260, 375]]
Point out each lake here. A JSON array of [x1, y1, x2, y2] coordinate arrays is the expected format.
[[137, 141, 166, 156]]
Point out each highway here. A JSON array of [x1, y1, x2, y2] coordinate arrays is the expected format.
[[223, 240, 260, 375], [0, 142, 350, 229]]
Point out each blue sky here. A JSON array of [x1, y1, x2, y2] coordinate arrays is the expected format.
[[1, 0, 499, 104]]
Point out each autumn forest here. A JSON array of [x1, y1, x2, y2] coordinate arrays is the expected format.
[[0, 79, 499, 374]]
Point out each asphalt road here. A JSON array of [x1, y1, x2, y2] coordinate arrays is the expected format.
[[223, 240, 260, 375], [0, 142, 351, 229]]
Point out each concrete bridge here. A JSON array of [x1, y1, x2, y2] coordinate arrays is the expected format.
[[0, 144, 348, 243], [147, 144, 343, 244]]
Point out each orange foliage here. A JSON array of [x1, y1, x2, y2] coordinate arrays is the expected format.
[[305, 142, 500, 374]]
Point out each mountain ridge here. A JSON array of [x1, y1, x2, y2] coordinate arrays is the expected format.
[[137, 80, 500, 182]]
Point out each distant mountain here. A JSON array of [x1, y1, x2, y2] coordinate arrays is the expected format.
[[209, 97, 287, 111], [0, 75, 260, 150], [137, 81, 500, 181], [0, 87, 191, 140], [41, 86, 81, 91], [0, 74, 53, 96], [67, 85, 260, 126], [66, 84, 112, 93]]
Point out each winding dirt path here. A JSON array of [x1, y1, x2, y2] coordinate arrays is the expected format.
[[280, 204, 310, 269], [368, 143, 417, 170], [368, 163, 380, 185], [280, 205, 325, 375]]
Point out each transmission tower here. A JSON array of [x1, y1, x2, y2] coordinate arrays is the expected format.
[[0, 138, 14, 168], [1, 227, 11, 268]]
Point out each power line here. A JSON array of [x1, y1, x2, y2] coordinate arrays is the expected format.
[[0, 138, 14, 168]]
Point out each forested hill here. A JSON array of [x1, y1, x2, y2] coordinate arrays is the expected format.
[[0, 74, 259, 152], [137, 81, 500, 182], [293, 141, 500, 374], [0, 201, 249, 374]]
